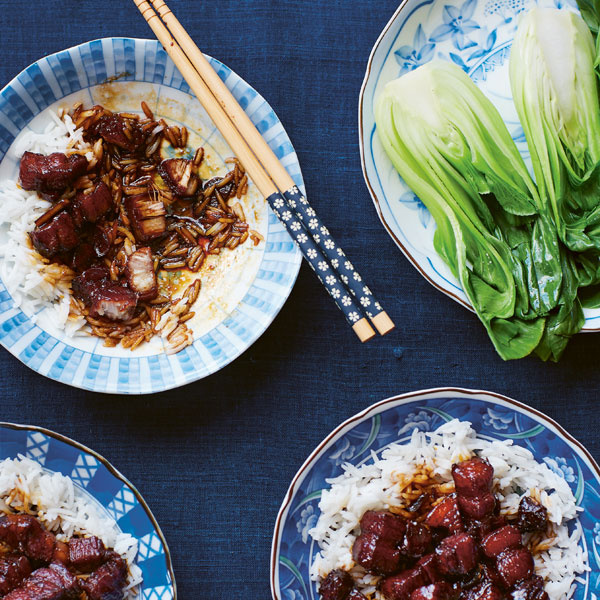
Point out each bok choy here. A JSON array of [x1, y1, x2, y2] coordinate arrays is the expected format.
[[375, 61, 559, 360], [509, 8, 600, 254], [574, 0, 600, 78]]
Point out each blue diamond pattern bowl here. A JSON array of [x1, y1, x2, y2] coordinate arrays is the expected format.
[[0, 422, 176, 599]]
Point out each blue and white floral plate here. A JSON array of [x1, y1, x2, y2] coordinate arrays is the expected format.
[[271, 388, 600, 599], [0, 38, 302, 393], [0, 422, 176, 599], [359, 0, 600, 331]]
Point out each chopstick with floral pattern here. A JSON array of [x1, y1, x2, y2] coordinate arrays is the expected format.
[[134, 0, 378, 341], [145, 0, 395, 337], [134, 0, 394, 341]]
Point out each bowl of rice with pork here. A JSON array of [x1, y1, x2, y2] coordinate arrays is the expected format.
[[0, 421, 175, 599], [270, 389, 600, 600], [0, 38, 303, 393]]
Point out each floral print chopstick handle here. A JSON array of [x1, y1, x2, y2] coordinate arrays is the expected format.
[[266, 191, 376, 342], [281, 186, 394, 335]]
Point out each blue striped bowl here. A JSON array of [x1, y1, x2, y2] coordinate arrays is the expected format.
[[0, 422, 176, 599], [0, 38, 302, 393], [271, 388, 600, 599]]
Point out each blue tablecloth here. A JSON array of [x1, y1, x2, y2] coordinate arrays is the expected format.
[[0, 0, 598, 596]]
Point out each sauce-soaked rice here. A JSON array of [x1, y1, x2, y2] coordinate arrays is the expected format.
[[27, 102, 254, 352]]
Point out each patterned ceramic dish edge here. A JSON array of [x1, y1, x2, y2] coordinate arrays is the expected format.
[[0, 421, 176, 600], [0, 37, 303, 393], [270, 388, 600, 600], [358, 0, 600, 331]]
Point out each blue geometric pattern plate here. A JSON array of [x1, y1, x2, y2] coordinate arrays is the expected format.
[[359, 0, 600, 331], [0, 38, 302, 393], [271, 388, 600, 599], [0, 422, 176, 599]]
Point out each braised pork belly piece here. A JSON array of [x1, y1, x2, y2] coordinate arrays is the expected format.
[[158, 158, 199, 197], [0, 512, 130, 600], [71, 182, 113, 226], [319, 569, 354, 600], [425, 495, 463, 534], [81, 553, 128, 600], [451, 459, 494, 498], [125, 247, 158, 302], [379, 567, 429, 600], [19, 152, 88, 200], [3, 562, 81, 600], [434, 533, 478, 578], [516, 498, 547, 533], [68, 536, 106, 573], [0, 554, 32, 596], [30, 212, 79, 259], [72, 266, 138, 322], [93, 114, 145, 152], [0, 514, 59, 563], [123, 193, 166, 242], [481, 526, 522, 559]]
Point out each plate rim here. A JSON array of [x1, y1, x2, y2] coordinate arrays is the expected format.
[[357, 3, 600, 333], [269, 386, 600, 598], [0, 36, 303, 394], [0, 420, 177, 599]]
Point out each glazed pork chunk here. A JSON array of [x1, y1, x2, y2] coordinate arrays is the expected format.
[[352, 510, 406, 575], [19, 151, 87, 200], [0, 555, 32, 596], [93, 114, 144, 152], [72, 266, 138, 322], [30, 212, 79, 258], [71, 182, 113, 226], [158, 158, 199, 197], [68, 536, 107, 572], [82, 554, 128, 600], [124, 193, 166, 242], [3, 562, 80, 600], [126, 247, 158, 302], [0, 514, 59, 563], [451, 458, 496, 521]]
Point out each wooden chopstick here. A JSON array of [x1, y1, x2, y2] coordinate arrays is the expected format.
[[134, 0, 375, 343], [133, 0, 382, 342], [147, 0, 394, 337], [150, 0, 394, 335]]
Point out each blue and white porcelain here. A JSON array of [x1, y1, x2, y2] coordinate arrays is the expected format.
[[0, 38, 303, 393], [271, 388, 600, 599], [359, 0, 600, 330], [0, 422, 176, 599]]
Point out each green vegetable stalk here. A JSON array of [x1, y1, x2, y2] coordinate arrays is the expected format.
[[375, 61, 558, 360], [509, 7, 600, 254], [574, 0, 600, 77]]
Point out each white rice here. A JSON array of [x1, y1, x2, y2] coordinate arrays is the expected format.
[[0, 112, 90, 335], [0, 111, 217, 354], [0, 455, 143, 596], [309, 419, 588, 600]]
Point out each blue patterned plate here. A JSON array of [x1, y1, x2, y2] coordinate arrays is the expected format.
[[0, 38, 302, 393], [359, 0, 600, 331], [271, 388, 600, 599], [0, 422, 176, 599]]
